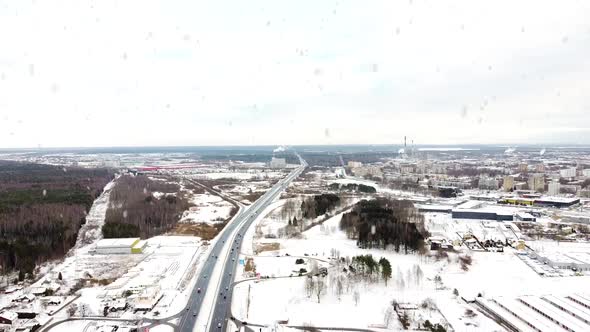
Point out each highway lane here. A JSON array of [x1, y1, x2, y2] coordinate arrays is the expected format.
[[210, 158, 306, 331], [176, 154, 306, 332]]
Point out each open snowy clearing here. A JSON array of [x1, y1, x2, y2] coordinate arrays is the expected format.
[[181, 192, 234, 224]]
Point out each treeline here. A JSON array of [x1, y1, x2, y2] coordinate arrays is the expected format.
[[103, 175, 190, 238], [301, 194, 340, 219], [200, 152, 298, 164], [329, 183, 376, 193], [340, 199, 428, 253], [348, 255, 392, 285], [0, 161, 113, 278]]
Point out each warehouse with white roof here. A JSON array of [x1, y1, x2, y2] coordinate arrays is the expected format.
[[95, 238, 147, 254]]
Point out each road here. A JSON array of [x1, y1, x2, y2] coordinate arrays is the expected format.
[[177, 154, 307, 332]]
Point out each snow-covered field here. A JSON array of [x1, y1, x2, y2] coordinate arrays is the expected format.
[[188, 170, 285, 181], [231, 202, 590, 331], [181, 192, 234, 224]]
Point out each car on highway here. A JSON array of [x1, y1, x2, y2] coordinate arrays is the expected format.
[[217, 323, 222, 328], [197, 287, 201, 293]]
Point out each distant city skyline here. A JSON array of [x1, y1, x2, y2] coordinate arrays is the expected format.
[[1, 0, 589, 148]]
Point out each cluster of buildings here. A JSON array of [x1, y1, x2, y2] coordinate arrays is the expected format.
[[0, 282, 62, 331], [373, 150, 590, 199], [346, 161, 384, 178]]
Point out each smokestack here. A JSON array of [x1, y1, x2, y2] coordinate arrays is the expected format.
[[404, 136, 407, 147]]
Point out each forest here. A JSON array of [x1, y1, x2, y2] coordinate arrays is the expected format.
[[300, 193, 341, 219], [328, 182, 377, 193], [339, 198, 428, 253], [103, 175, 191, 238], [0, 161, 113, 279], [200, 152, 298, 164]]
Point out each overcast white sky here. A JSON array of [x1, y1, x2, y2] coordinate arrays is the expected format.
[[1, 0, 589, 148]]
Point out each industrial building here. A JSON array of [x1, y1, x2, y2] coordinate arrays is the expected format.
[[499, 196, 580, 208], [417, 204, 453, 214], [515, 212, 536, 222], [534, 197, 580, 208], [452, 209, 514, 221], [528, 251, 590, 271], [95, 238, 147, 255]]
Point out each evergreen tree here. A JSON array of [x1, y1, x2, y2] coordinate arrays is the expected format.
[[379, 257, 392, 286]]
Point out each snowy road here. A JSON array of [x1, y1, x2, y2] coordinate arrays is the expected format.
[[177, 155, 307, 332]]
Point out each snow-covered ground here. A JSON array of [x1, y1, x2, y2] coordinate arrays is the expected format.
[[188, 170, 285, 181], [180, 192, 234, 224], [0, 177, 212, 332], [72, 235, 206, 319], [231, 201, 590, 331], [424, 212, 521, 246]]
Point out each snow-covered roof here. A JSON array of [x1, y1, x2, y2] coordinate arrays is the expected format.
[[0, 310, 18, 322], [4, 286, 23, 293], [455, 200, 484, 210], [30, 287, 46, 295], [416, 204, 453, 211], [536, 196, 579, 204]]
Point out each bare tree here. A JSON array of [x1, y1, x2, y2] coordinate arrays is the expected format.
[[336, 276, 344, 301], [413, 264, 423, 287], [304, 276, 314, 298], [314, 276, 325, 303], [353, 288, 361, 306], [396, 268, 405, 290], [384, 306, 395, 328]]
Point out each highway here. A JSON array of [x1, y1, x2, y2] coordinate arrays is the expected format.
[[177, 154, 307, 332]]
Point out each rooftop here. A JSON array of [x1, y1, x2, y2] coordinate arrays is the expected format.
[[96, 238, 140, 248]]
